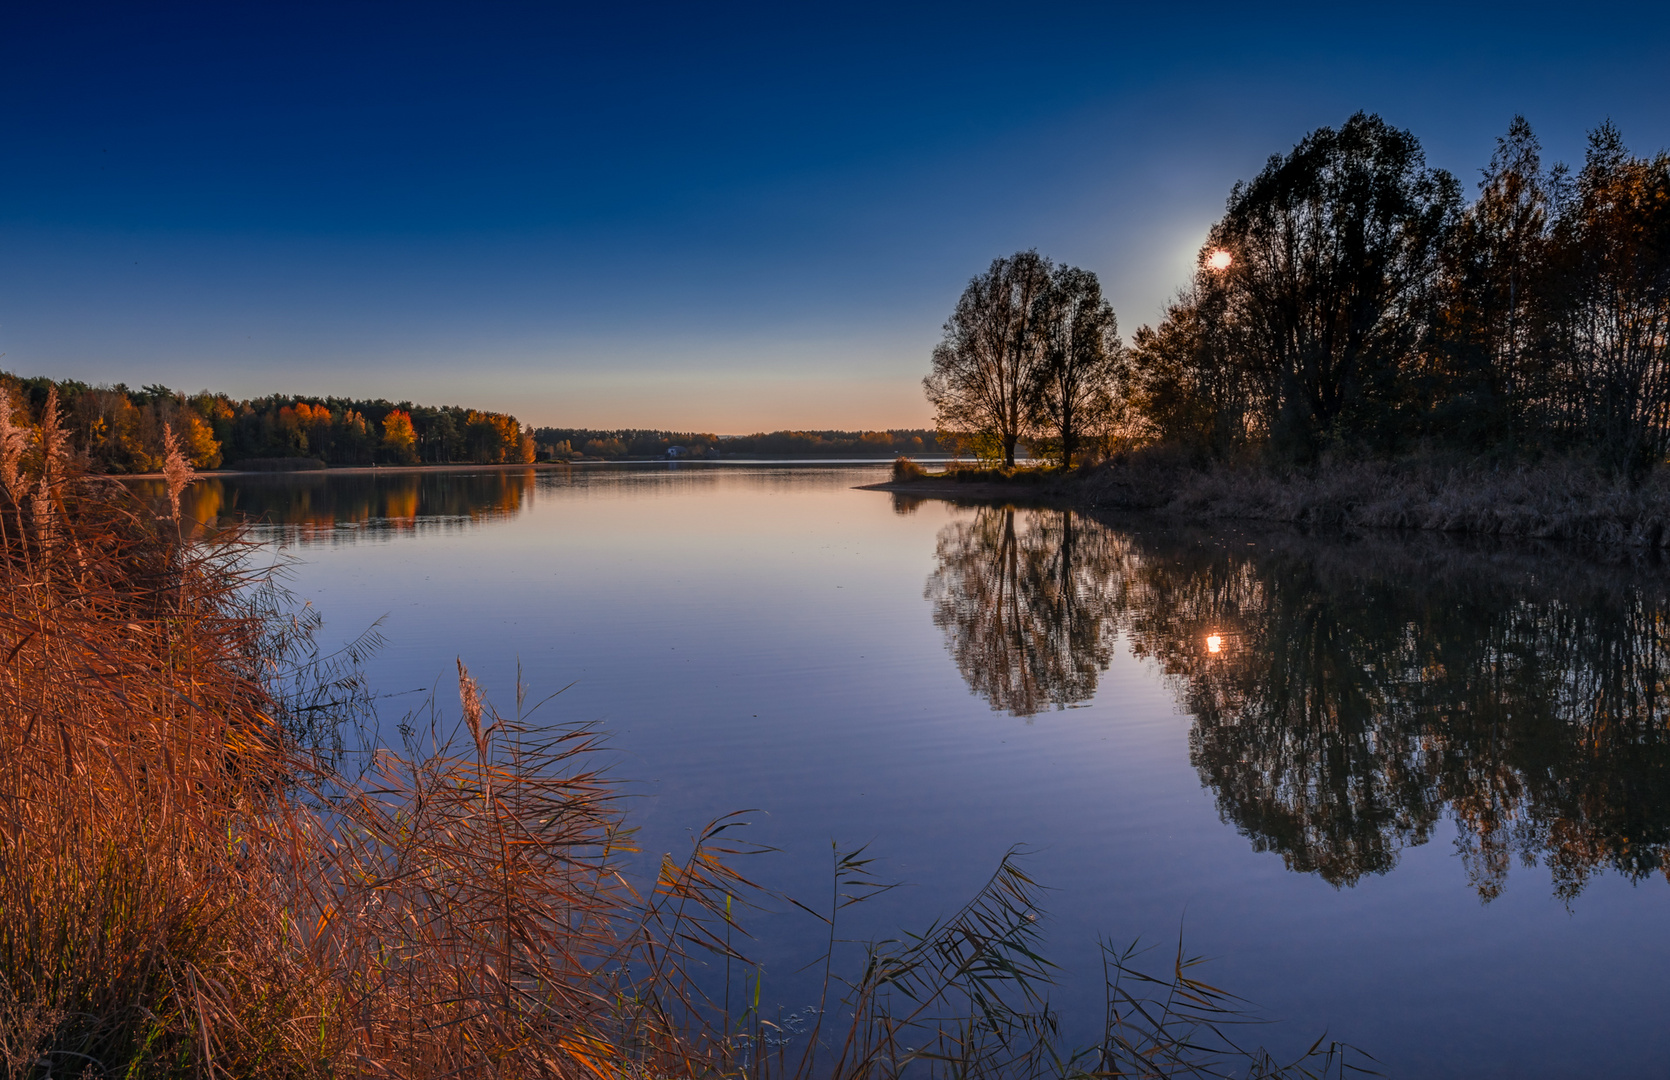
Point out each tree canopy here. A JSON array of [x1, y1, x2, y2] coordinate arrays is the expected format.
[[1111, 113, 1670, 475], [925, 253, 1125, 466]]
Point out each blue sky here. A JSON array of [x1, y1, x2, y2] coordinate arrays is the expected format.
[[3, 1, 1667, 431]]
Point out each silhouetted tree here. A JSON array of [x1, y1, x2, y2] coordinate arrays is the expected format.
[[1544, 123, 1670, 476], [1430, 116, 1558, 451], [1208, 112, 1460, 456], [1128, 273, 1261, 456], [1029, 265, 1125, 465], [925, 251, 1054, 467]]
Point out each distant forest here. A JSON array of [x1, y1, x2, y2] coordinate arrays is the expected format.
[[930, 113, 1670, 475], [0, 375, 538, 472], [0, 373, 945, 473], [532, 427, 945, 460]]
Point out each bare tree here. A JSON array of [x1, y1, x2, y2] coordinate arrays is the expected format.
[[1029, 265, 1125, 466], [924, 251, 1053, 467]]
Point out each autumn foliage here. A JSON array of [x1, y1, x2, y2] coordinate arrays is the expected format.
[[0, 373, 538, 472]]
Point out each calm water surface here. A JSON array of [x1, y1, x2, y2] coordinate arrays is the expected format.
[[158, 464, 1670, 1077]]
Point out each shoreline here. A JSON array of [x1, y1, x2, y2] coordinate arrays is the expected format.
[[864, 456, 1670, 551], [855, 478, 1078, 504], [119, 458, 920, 481], [116, 461, 572, 480]]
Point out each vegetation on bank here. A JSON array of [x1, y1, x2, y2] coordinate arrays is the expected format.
[[0, 388, 1363, 1077], [926, 113, 1670, 499], [890, 450, 1670, 548]]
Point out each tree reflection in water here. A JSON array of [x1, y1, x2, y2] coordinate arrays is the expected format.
[[927, 508, 1670, 900], [926, 506, 1128, 717], [127, 468, 540, 542]]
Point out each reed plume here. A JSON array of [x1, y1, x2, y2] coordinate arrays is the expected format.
[[162, 421, 194, 522]]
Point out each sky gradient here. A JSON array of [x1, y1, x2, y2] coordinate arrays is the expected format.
[[4, 1, 1668, 431]]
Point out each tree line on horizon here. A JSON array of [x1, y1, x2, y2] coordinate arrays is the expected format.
[[0, 371, 951, 474], [931, 112, 1670, 475], [0, 374, 539, 472], [532, 426, 945, 460]]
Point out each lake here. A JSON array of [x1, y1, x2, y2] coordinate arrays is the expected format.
[[150, 463, 1670, 1077]]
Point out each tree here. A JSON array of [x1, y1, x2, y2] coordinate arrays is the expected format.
[[1431, 116, 1558, 452], [381, 409, 418, 463], [1211, 112, 1460, 456], [1129, 273, 1263, 456], [924, 251, 1053, 467], [178, 410, 223, 469], [1544, 122, 1670, 476], [1029, 265, 1125, 466]]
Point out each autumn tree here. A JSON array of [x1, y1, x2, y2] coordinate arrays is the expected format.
[[924, 251, 1054, 467], [1544, 122, 1670, 475], [381, 409, 418, 463], [1430, 116, 1558, 451]]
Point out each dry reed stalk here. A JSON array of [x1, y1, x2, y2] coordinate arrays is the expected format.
[[0, 436, 323, 1076], [0, 445, 783, 1078], [0, 431, 1358, 1079]]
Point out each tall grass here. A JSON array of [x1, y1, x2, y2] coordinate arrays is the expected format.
[[0, 387, 1364, 1078], [0, 392, 320, 1074]]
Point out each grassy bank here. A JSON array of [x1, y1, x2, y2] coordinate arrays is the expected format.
[[888, 452, 1670, 549], [1, 394, 1364, 1077]]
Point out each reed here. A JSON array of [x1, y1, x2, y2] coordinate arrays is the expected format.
[[0, 386, 1361, 1078]]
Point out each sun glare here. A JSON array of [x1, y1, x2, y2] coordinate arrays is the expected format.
[[1206, 249, 1233, 271], [1206, 634, 1223, 653]]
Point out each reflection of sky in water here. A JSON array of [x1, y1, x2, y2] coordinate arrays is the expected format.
[[156, 463, 1670, 1077]]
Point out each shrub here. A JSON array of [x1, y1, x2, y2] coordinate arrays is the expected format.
[[892, 455, 928, 481]]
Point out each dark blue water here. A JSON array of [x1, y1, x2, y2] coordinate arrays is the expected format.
[[152, 463, 1670, 1078]]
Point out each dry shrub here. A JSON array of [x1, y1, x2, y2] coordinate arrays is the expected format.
[[892, 456, 928, 482], [0, 387, 327, 1076]]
